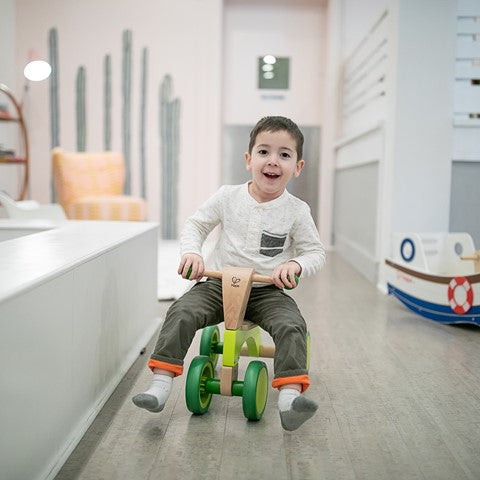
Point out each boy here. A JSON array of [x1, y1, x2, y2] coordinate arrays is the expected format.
[[133, 116, 326, 431]]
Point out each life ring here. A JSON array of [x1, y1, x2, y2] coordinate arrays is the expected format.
[[448, 276, 473, 314], [400, 238, 415, 262]]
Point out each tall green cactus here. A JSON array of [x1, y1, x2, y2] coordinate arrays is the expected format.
[[159, 74, 181, 239], [104, 54, 112, 151], [48, 27, 59, 201], [76, 66, 86, 151], [122, 30, 132, 194], [140, 47, 148, 198]]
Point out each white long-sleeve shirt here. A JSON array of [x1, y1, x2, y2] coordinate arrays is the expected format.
[[181, 183, 326, 278]]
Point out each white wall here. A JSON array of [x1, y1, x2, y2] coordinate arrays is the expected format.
[[13, 0, 223, 228], [328, 0, 458, 287], [223, 1, 326, 125], [389, 0, 456, 234]]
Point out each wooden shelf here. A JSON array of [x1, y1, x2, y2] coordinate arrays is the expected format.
[[0, 115, 20, 122], [0, 83, 29, 200], [0, 157, 27, 164]]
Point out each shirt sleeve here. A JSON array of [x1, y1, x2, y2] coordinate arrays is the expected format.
[[289, 203, 326, 277], [180, 186, 225, 257]]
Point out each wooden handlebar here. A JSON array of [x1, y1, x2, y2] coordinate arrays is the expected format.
[[460, 254, 480, 261], [185, 266, 298, 289], [203, 269, 274, 284]]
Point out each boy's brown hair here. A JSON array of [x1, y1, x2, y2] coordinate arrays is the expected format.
[[248, 116, 304, 161]]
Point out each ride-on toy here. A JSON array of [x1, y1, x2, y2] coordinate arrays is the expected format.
[[185, 266, 310, 421]]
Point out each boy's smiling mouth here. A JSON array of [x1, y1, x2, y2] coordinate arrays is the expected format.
[[263, 171, 280, 179]]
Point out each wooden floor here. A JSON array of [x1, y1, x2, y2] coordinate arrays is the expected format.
[[55, 253, 480, 480]]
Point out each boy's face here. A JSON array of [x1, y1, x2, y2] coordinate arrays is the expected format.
[[245, 129, 304, 203]]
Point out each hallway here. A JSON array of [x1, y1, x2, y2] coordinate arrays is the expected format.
[[56, 253, 480, 480]]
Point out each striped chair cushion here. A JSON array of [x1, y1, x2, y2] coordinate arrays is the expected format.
[[66, 195, 147, 221]]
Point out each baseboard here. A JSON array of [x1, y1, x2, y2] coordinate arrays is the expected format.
[[334, 233, 378, 284]]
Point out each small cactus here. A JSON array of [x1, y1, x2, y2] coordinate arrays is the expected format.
[[159, 74, 181, 239], [122, 29, 132, 194], [104, 54, 112, 151], [76, 66, 86, 151], [48, 27, 59, 201]]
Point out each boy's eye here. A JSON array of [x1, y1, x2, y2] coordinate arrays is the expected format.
[[280, 152, 291, 158], [258, 149, 268, 155]]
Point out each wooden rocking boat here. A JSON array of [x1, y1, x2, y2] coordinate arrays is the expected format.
[[385, 233, 480, 326]]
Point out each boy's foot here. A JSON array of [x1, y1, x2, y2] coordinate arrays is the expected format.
[[278, 389, 318, 431], [132, 374, 172, 413]]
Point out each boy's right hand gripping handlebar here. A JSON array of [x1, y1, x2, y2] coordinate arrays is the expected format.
[[186, 267, 299, 289]]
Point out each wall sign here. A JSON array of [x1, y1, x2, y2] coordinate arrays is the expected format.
[[258, 55, 289, 90]]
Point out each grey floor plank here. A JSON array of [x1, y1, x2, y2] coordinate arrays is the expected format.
[[55, 253, 480, 480]]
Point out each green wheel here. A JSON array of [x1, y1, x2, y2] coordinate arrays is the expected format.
[[199, 325, 220, 368], [306, 331, 311, 372], [185, 356, 214, 414], [242, 361, 268, 421]]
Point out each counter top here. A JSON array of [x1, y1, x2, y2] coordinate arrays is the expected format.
[[0, 220, 158, 302]]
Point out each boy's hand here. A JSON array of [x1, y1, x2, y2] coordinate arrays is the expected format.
[[272, 261, 302, 289], [178, 253, 205, 281]]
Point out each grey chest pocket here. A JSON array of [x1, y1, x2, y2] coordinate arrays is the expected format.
[[260, 231, 287, 257]]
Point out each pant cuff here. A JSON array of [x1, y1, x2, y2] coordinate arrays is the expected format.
[[272, 374, 310, 393], [148, 359, 183, 376]]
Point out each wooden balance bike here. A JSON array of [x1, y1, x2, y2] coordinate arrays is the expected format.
[[185, 266, 310, 421]]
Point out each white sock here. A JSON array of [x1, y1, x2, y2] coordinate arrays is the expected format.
[[144, 374, 173, 400], [278, 388, 300, 412], [132, 374, 173, 412], [278, 388, 318, 431]]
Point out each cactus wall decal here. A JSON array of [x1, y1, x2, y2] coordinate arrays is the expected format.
[[104, 54, 112, 151], [46, 26, 182, 225], [76, 66, 86, 151], [122, 30, 132, 194], [48, 27, 59, 201], [140, 47, 148, 199], [160, 74, 181, 239]]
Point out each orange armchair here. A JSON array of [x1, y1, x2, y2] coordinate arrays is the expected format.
[[52, 148, 147, 221]]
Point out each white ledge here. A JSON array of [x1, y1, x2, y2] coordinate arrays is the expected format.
[[0, 219, 158, 303]]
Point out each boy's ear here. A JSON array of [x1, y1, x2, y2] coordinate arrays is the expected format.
[[245, 151, 251, 171], [293, 159, 305, 177]]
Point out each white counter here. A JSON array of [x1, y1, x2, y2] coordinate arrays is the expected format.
[[0, 220, 160, 480]]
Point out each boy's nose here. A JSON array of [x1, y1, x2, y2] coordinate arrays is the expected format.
[[267, 156, 279, 166]]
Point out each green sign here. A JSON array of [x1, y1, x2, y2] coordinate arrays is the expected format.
[[258, 56, 289, 90]]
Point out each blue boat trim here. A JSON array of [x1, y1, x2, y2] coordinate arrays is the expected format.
[[387, 283, 480, 326]]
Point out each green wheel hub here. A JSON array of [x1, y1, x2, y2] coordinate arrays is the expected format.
[[242, 361, 268, 421], [185, 356, 214, 414], [199, 325, 220, 368]]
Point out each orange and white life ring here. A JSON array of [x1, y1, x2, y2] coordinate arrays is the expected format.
[[448, 276, 473, 314]]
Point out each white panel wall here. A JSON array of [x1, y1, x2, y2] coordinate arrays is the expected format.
[[450, 0, 480, 246], [453, 0, 480, 158], [333, 8, 389, 282], [341, 0, 390, 58], [331, 0, 458, 287]]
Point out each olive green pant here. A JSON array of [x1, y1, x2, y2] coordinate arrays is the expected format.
[[150, 278, 309, 382]]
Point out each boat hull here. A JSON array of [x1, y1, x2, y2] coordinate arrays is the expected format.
[[386, 260, 480, 326], [387, 283, 480, 325]]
